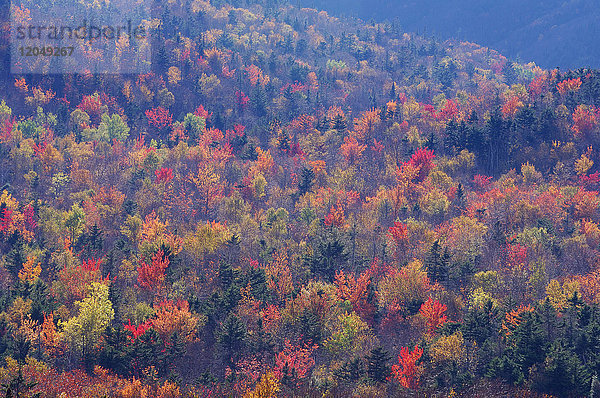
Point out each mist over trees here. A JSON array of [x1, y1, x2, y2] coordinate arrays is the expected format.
[[295, 0, 600, 69]]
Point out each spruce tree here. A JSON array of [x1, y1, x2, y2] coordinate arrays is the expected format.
[[367, 346, 391, 383], [218, 315, 247, 367], [297, 167, 315, 196], [333, 114, 347, 131], [305, 235, 347, 282], [425, 240, 449, 284], [336, 357, 364, 382]]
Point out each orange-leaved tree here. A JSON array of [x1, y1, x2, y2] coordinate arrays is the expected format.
[[324, 201, 347, 228], [334, 268, 377, 325], [419, 297, 448, 335], [340, 136, 366, 165], [151, 299, 199, 343]]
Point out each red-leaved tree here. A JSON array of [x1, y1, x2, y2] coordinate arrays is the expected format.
[[273, 340, 317, 383], [387, 221, 408, 251], [137, 249, 169, 291], [407, 148, 435, 182], [155, 167, 174, 184], [391, 345, 423, 389], [145, 106, 173, 131], [340, 136, 366, 165], [324, 202, 346, 228], [123, 319, 152, 340], [334, 268, 377, 325]]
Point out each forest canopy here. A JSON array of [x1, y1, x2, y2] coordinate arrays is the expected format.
[[0, 0, 600, 397]]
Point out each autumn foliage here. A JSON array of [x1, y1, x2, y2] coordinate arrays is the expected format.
[[137, 249, 170, 291], [2, 1, 600, 397], [273, 340, 317, 381], [419, 297, 448, 335], [146, 106, 173, 130], [391, 345, 424, 389], [407, 148, 436, 182], [340, 136, 366, 165]]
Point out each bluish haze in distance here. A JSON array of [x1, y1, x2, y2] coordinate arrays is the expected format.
[[296, 0, 600, 69]]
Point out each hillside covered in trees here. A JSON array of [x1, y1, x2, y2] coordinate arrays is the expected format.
[[295, 0, 600, 69], [2, 0, 600, 397]]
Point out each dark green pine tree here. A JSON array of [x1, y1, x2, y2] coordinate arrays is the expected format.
[[424, 132, 436, 151], [241, 142, 259, 161], [456, 183, 465, 204], [133, 329, 169, 376], [88, 224, 103, 257], [218, 261, 238, 290], [217, 315, 247, 367], [333, 113, 347, 131], [573, 305, 600, 377], [502, 61, 518, 86], [425, 240, 450, 285], [268, 51, 277, 73], [246, 267, 268, 302], [250, 85, 268, 118], [509, 311, 546, 380], [25, 279, 55, 324], [367, 346, 391, 383], [7, 332, 30, 364], [561, 291, 585, 346], [219, 262, 242, 312], [225, 233, 241, 264], [248, 318, 275, 356], [153, 44, 169, 75], [305, 235, 347, 282], [533, 340, 590, 397], [98, 326, 133, 376], [462, 299, 501, 376], [335, 357, 364, 382], [484, 109, 512, 175], [444, 119, 460, 151], [6, 235, 26, 280], [316, 116, 330, 132], [461, 299, 499, 346], [297, 167, 315, 196], [537, 298, 557, 342], [299, 308, 323, 344]]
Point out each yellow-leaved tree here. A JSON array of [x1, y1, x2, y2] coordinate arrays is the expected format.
[[62, 282, 114, 359], [243, 372, 281, 398]]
